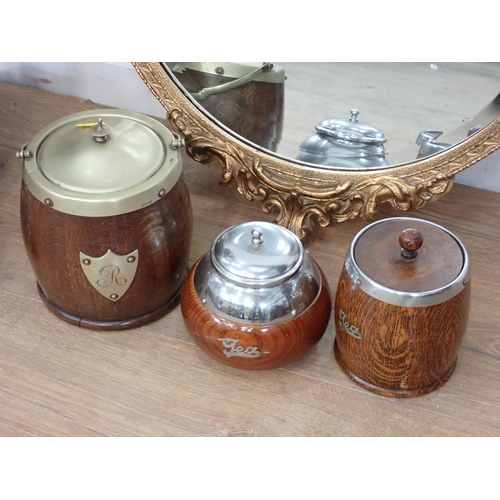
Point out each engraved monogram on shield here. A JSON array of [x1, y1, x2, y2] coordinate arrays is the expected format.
[[80, 249, 139, 301]]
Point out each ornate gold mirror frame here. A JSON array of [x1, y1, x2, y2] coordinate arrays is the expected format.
[[133, 62, 500, 238]]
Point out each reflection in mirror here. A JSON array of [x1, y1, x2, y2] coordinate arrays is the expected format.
[[296, 108, 390, 168], [133, 62, 500, 237], [166, 62, 500, 169], [165, 62, 285, 152]]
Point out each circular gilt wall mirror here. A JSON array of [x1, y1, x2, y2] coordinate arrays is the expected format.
[[133, 62, 500, 238]]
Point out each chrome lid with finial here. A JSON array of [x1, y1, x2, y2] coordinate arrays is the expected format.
[[193, 221, 323, 324], [296, 108, 389, 168]]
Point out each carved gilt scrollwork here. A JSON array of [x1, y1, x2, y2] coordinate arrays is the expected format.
[[133, 62, 500, 239]]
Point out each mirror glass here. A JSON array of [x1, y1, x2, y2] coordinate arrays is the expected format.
[[165, 62, 500, 169]]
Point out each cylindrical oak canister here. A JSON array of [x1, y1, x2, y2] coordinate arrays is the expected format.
[[334, 217, 471, 397], [19, 109, 192, 330], [181, 221, 332, 370]]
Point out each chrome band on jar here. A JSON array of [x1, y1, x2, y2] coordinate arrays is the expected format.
[[193, 221, 323, 324], [345, 217, 470, 308]]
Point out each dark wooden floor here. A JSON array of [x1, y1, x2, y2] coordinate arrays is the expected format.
[[1, 81, 500, 436]]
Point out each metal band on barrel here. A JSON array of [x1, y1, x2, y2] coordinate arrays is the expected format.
[[345, 218, 470, 308]]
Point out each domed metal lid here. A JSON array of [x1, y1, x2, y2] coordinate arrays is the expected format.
[[316, 109, 387, 146], [20, 109, 183, 217], [345, 217, 470, 307], [210, 221, 304, 287], [38, 115, 165, 194]]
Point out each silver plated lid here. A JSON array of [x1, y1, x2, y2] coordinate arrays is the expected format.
[[38, 116, 165, 194], [296, 109, 389, 168], [315, 109, 387, 146], [211, 221, 304, 288], [194, 221, 322, 324], [20, 109, 183, 217]]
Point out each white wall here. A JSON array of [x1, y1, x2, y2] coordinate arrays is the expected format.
[[0, 62, 166, 118], [1, 62, 498, 193]]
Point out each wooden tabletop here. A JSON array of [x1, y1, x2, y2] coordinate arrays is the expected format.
[[1, 81, 499, 436]]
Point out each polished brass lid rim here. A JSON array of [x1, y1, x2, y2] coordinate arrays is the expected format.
[[21, 109, 182, 217]]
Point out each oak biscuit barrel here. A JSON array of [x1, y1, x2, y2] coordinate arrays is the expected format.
[[334, 217, 471, 397], [19, 109, 193, 330], [167, 62, 285, 152], [181, 221, 332, 370]]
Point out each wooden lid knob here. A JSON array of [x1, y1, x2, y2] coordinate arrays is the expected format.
[[354, 218, 465, 294], [399, 228, 423, 260]]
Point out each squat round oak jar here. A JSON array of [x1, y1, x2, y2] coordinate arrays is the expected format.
[[334, 217, 471, 397], [181, 221, 332, 369], [19, 109, 192, 330]]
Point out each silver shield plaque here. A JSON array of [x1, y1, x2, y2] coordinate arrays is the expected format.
[[80, 249, 139, 301]]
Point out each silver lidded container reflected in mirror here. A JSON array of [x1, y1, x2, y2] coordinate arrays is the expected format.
[[296, 108, 389, 168], [180, 221, 332, 370]]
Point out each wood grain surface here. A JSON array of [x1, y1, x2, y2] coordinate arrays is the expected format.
[[181, 257, 332, 370], [354, 218, 465, 292], [20, 174, 192, 329], [1, 81, 500, 436], [334, 269, 471, 397]]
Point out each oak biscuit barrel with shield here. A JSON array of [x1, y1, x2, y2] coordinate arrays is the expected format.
[[19, 109, 192, 330], [334, 217, 471, 397]]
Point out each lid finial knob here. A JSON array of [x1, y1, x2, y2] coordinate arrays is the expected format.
[[349, 109, 360, 123], [251, 227, 264, 245], [399, 228, 423, 261], [90, 118, 112, 143]]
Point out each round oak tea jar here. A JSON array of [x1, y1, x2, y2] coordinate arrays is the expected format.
[[19, 109, 193, 330], [334, 217, 471, 397], [181, 221, 332, 370]]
